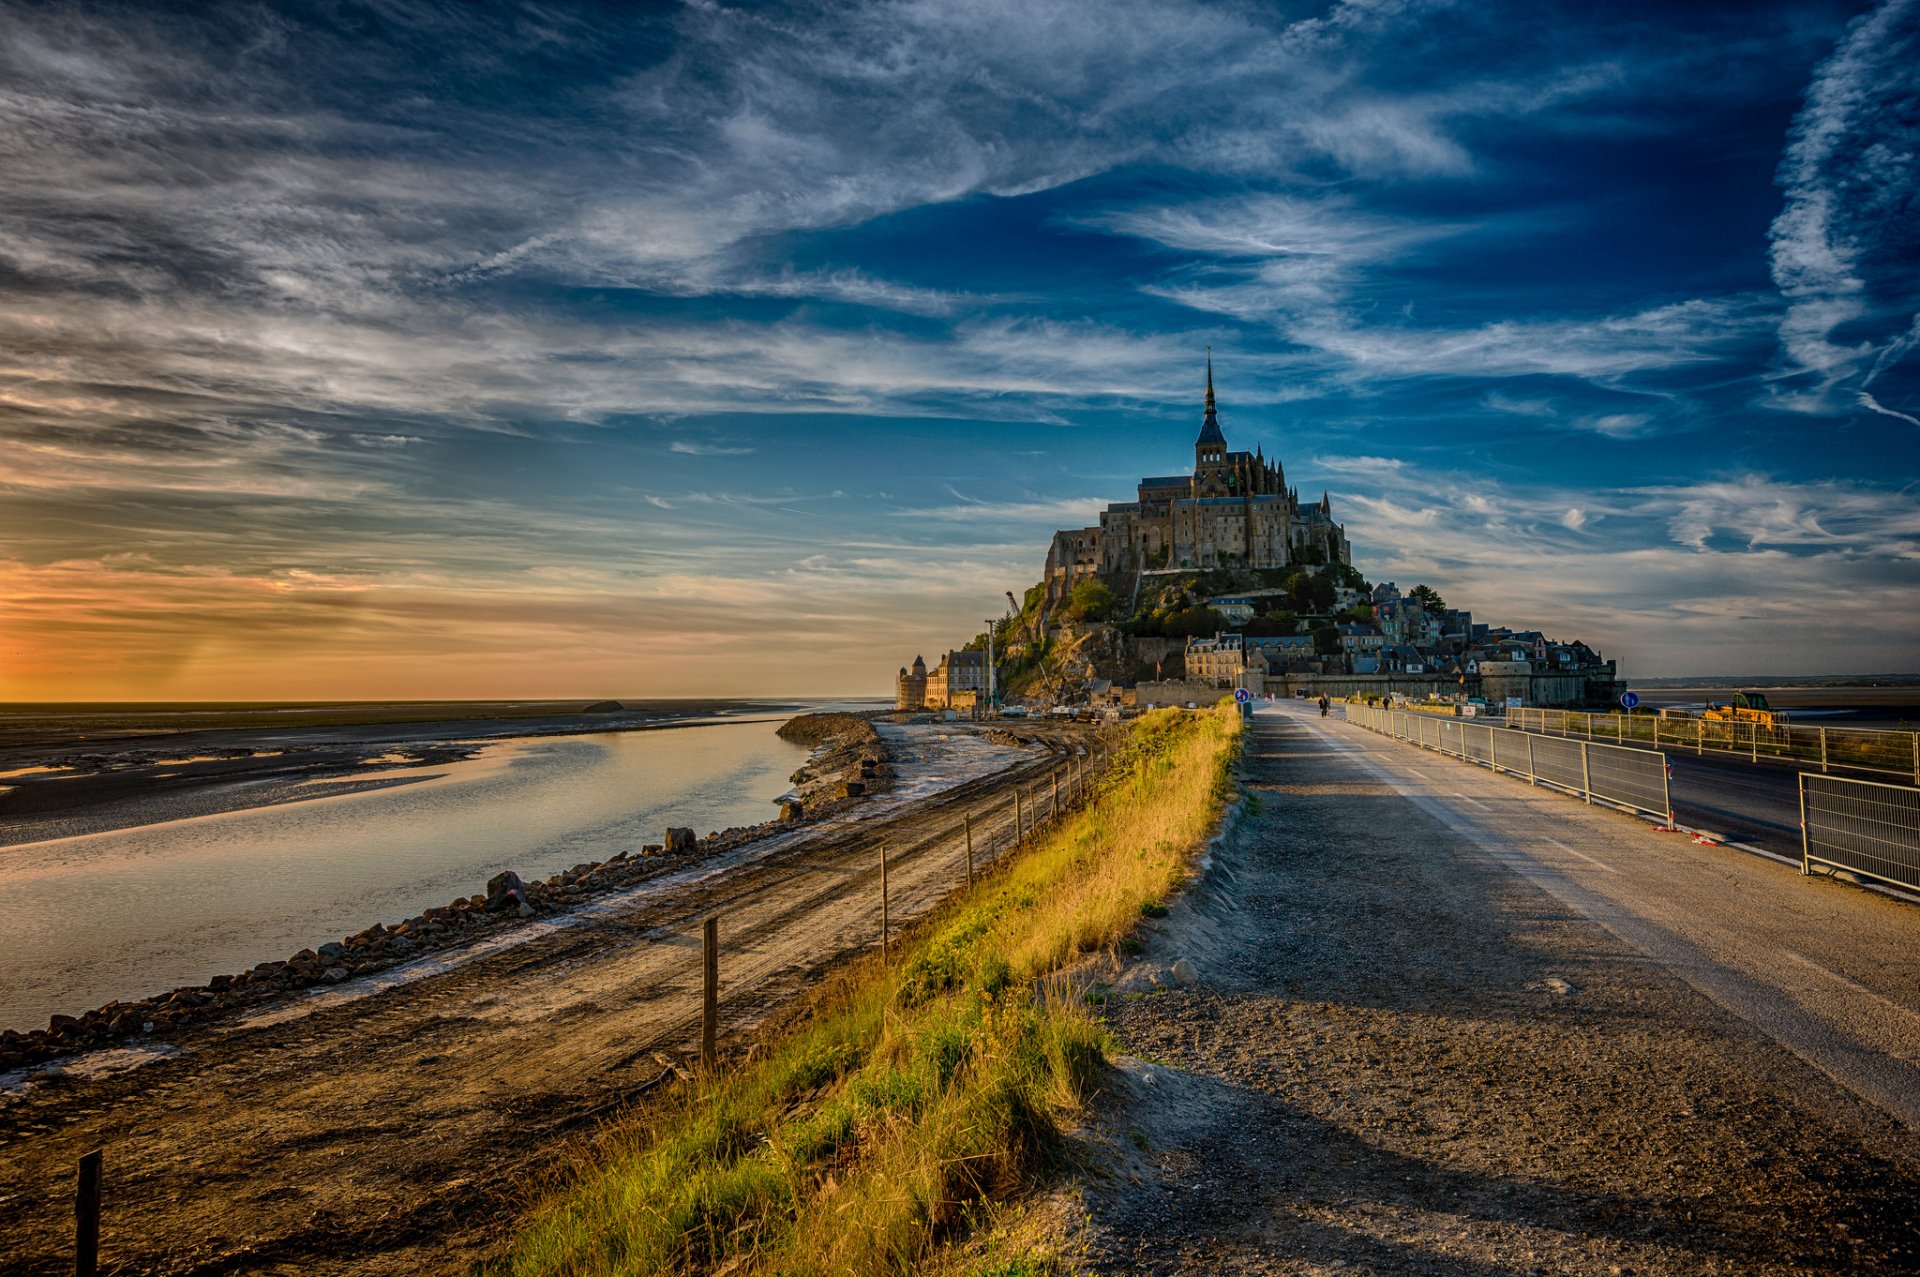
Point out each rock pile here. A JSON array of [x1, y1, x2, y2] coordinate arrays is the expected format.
[[776, 713, 891, 818]]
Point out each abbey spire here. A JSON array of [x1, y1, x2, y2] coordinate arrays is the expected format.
[[1196, 348, 1226, 452]]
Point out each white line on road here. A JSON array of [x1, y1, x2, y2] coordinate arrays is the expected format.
[[1452, 793, 1487, 809], [1782, 948, 1882, 1000], [1545, 838, 1619, 874]]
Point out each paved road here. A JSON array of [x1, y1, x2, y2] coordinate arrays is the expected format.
[[1077, 705, 1920, 1274], [1311, 701, 1920, 1131]]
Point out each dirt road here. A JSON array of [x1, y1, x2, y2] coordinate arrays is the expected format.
[[0, 723, 1100, 1276], [1071, 703, 1920, 1274]]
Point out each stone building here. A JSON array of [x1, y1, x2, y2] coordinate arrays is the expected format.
[[896, 650, 988, 711], [895, 655, 928, 710], [1045, 358, 1350, 602], [925, 649, 987, 710], [1185, 632, 1273, 691]]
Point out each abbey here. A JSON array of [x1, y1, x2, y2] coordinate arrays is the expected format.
[[1044, 360, 1349, 601]]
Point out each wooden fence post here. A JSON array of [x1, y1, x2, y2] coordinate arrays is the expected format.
[[964, 813, 974, 885], [75, 1148, 102, 1277], [880, 844, 890, 963], [701, 917, 718, 1070], [1015, 792, 1023, 843]]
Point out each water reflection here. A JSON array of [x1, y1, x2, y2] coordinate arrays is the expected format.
[[0, 721, 807, 1030]]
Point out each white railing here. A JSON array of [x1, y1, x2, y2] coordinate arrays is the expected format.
[[1510, 707, 1920, 784], [1344, 703, 1671, 821], [1800, 774, 1920, 894]]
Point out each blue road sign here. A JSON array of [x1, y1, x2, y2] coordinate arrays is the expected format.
[[1620, 691, 1640, 709], [1234, 688, 1251, 703]]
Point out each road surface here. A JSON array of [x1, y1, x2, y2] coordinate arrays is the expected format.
[[1073, 702, 1920, 1274], [1322, 702, 1920, 1126]]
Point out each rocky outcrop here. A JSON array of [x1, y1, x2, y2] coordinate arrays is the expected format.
[[776, 713, 891, 819], [485, 871, 535, 917]]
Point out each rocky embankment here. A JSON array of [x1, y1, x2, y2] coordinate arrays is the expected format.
[[1, 819, 789, 1076], [775, 712, 891, 817], [0, 713, 897, 1077]]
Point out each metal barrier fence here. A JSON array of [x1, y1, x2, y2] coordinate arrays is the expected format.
[[1800, 774, 1920, 894], [1511, 706, 1920, 784], [1345, 702, 1671, 821]]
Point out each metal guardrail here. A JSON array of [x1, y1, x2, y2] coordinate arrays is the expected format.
[[1345, 703, 1671, 821], [1510, 707, 1920, 784], [1800, 773, 1920, 894]]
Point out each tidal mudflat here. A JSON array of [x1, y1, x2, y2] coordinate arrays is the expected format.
[[0, 710, 818, 1031]]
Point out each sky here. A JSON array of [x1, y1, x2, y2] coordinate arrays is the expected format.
[[1, 0, 1917, 700]]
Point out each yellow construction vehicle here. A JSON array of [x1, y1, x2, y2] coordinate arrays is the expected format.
[[1700, 691, 1786, 728]]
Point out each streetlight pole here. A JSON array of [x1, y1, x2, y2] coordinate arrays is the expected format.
[[985, 618, 997, 713]]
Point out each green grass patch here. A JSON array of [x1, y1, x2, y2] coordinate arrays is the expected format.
[[495, 706, 1241, 1277]]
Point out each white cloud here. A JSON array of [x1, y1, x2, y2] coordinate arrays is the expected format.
[[1766, 0, 1920, 410], [1484, 392, 1558, 418], [1322, 462, 1920, 675], [1289, 299, 1766, 384]]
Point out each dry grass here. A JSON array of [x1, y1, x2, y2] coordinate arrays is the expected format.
[[495, 706, 1242, 1277]]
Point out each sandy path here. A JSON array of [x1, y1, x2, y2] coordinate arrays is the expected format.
[[0, 724, 1103, 1276]]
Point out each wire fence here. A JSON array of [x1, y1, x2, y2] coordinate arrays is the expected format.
[[1800, 773, 1920, 894], [1510, 707, 1920, 784], [46, 734, 1123, 1275], [1344, 702, 1671, 821]]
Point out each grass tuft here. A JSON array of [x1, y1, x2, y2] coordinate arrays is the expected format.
[[495, 706, 1241, 1277]]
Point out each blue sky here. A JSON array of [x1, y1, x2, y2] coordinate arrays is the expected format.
[[1, 0, 1916, 697]]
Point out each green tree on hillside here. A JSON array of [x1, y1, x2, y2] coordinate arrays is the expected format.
[[1409, 584, 1447, 612], [1328, 561, 1370, 592], [1165, 606, 1227, 637], [1285, 570, 1335, 614], [1066, 579, 1117, 621]]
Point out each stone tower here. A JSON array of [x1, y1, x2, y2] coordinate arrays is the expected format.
[[895, 655, 928, 710]]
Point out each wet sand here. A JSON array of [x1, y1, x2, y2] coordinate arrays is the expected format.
[[0, 700, 811, 847]]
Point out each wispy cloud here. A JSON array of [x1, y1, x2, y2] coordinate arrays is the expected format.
[[0, 0, 1911, 694], [1317, 461, 1920, 674], [1766, 0, 1920, 418]]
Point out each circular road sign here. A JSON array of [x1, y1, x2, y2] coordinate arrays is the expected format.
[[1234, 688, 1251, 703], [1620, 691, 1640, 710]]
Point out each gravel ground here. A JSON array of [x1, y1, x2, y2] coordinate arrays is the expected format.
[[1062, 708, 1920, 1275]]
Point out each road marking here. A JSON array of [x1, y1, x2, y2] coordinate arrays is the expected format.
[[1545, 838, 1619, 874], [1781, 948, 1880, 998], [1451, 793, 1487, 809]]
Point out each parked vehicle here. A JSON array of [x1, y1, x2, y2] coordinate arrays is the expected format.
[[1701, 691, 1786, 728]]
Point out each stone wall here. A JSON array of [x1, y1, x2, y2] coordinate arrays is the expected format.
[[1132, 679, 1234, 709], [1279, 668, 1621, 709]]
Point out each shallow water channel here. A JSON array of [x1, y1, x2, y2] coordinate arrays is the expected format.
[[0, 718, 809, 1031]]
